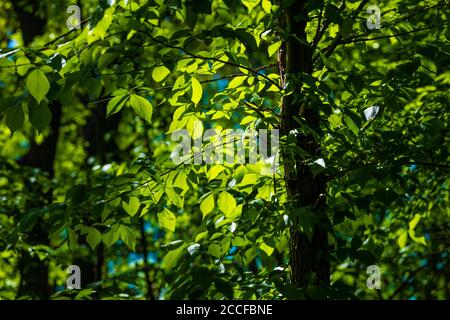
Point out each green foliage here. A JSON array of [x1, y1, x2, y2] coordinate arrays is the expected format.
[[26, 69, 50, 104], [129, 94, 153, 123]]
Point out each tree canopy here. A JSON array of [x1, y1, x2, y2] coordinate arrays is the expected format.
[[0, 0, 449, 300]]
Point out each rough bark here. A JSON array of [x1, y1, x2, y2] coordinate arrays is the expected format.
[[280, 0, 330, 290]]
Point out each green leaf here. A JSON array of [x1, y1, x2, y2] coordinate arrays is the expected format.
[[29, 101, 52, 133], [217, 191, 236, 217], [27, 69, 50, 103], [123, 196, 140, 217], [409, 231, 427, 246], [163, 244, 187, 269], [268, 42, 281, 57], [67, 227, 78, 251], [343, 115, 359, 135], [191, 77, 203, 105], [165, 187, 184, 208], [0, 58, 15, 74], [397, 230, 408, 249], [75, 289, 95, 300], [173, 171, 189, 192], [119, 225, 136, 250], [158, 208, 177, 232], [409, 214, 422, 231], [152, 65, 171, 82], [208, 165, 224, 180], [261, 0, 271, 13], [227, 76, 246, 89], [107, 94, 128, 116], [5, 105, 24, 133], [86, 228, 102, 249], [260, 241, 274, 256], [228, 204, 243, 221], [130, 94, 153, 123], [103, 224, 120, 247], [16, 56, 31, 76], [208, 243, 222, 258], [328, 113, 342, 129], [408, 215, 427, 246], [200, 193, 215, 219], [195, 231, 209, 242], [341, 91, 352, 101], [242, 0, 259, 11], [87, 7, 114, 43]]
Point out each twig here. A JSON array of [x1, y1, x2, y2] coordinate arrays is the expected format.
[[140, 30, 283, 91]]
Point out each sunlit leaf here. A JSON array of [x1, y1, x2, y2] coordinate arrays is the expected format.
[[130, 94, 153, 123], [191, 77, 203, 105], [27, 69, 50, 103], [217, 191, 236, 217], [200, 193, 215, 219], [158, 208, 177, 232]]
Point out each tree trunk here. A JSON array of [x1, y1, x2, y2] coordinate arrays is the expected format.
[[280, 0, 330, 291], [13, 1, 60, 299], [11, 2, 46, 46], [17, 102, 62, 299]]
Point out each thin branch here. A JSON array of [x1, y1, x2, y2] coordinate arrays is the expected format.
[[140, 30, 283, 91], [334, 160, 450, 179], [90, 68, 276, 105], [244, 102, 270, 118], [311, 6, 324, 52], [43, 18, 90, 47], [383, 0, 448, 28], [342, 21, 450, 44], [388, 263, 429, 299], [310, 1, 348, 52], [312, 0, 370, 64]]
